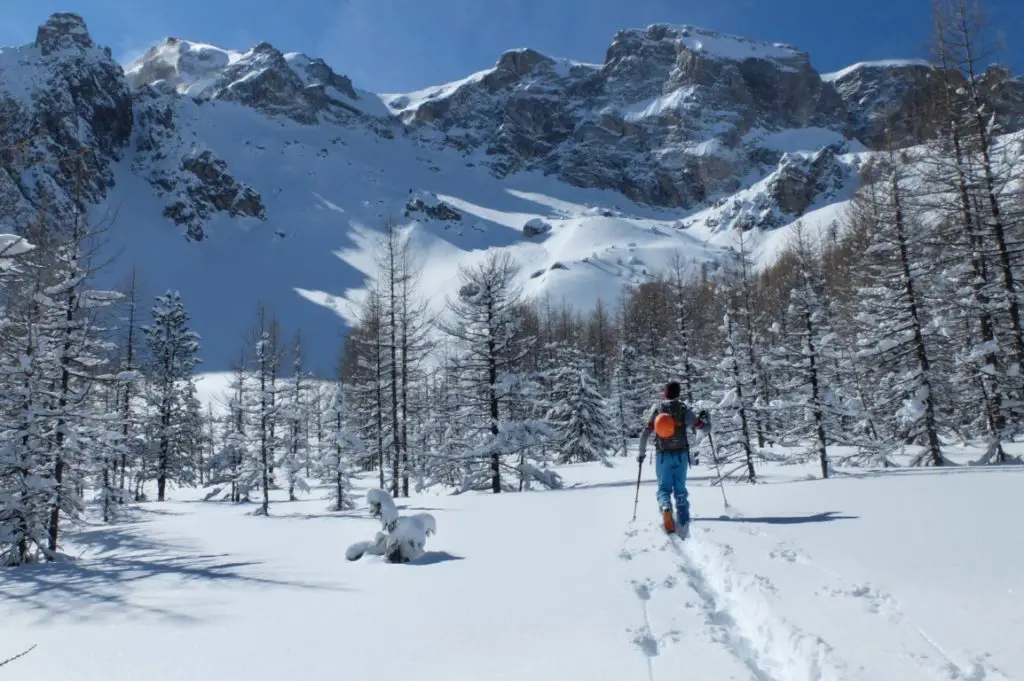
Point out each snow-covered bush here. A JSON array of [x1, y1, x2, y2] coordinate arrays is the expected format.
[[345, 489, 437, 564]]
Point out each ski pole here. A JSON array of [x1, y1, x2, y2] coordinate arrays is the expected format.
[[706, 427, 730, 509], [631, 456, 643, 521]]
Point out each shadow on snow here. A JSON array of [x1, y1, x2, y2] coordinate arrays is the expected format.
[[695, 511, 858, 525], [406, 551, 465, 566], [2, 520, 349, 625]]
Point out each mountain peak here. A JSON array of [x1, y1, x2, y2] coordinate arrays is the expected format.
[[35, 12, 96, 56], [612, 23, 807, 68], [125, 38, 245, 94]]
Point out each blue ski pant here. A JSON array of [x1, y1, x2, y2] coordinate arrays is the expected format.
[[655, 451, 690, 522]]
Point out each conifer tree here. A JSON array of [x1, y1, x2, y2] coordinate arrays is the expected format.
[[142, 291, 202, 501]]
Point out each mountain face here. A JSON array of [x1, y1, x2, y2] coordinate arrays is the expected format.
[[0, 13, 132, 234], [388, 25, 856, 212], [1, 13, 1021, 370]]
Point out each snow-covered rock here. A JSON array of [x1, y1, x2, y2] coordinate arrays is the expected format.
[[403, 191, 462, 222], [522, 218, 552, 238], [125, 37, 396, 128]]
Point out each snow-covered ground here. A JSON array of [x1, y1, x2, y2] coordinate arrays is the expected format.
[[3, 448, 1022, 681]]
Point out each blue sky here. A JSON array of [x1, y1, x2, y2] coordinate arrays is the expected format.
[[1, 0, 1021, 92]]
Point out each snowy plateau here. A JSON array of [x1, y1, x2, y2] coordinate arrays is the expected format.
[[3, 13, 1022, 374]]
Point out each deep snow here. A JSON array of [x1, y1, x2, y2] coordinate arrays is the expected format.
[[2, 446, 1021, 681]]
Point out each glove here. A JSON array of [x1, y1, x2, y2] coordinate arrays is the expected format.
[[698, 410, 710, 425], [636, 453, 646, 464]]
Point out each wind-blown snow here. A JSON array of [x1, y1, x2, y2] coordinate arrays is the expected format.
[[2, 447, 1021, 680], [124, 39, 245, 95], [382, 67, 493, 114], [665, 25, 805, 67], [551, 57, 600, 78], [821, 59, 932, 82]]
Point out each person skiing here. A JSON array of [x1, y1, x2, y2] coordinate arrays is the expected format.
[[637, 380, 709, 536]]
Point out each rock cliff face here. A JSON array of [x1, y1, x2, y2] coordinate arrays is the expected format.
[[388, 25, 857, 211], [0, 13, 1022, 242], [0, 13, 132, 233]]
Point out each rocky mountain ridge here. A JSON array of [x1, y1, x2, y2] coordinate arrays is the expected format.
[[2, 13, 1022, 242]]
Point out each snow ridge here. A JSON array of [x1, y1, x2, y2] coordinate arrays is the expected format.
[[821, 59, 932, 83]]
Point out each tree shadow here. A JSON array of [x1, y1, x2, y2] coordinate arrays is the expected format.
[[259, 510, 369, 521], [696, 511, 858, 525], [406, 551, 464, 566], [3, 520, 350, 625], [558, 470, 722, 493]]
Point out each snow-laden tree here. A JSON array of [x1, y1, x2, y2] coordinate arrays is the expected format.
[[416, 348, 472, 490], [850, 151, 950, 466], [711, 307, 759, 483], [340, 289, 389, 489], [0, 213, 122, 559], [246, 305, 285, 515], [314, 383, 364, 512], [109, 268, 146, 507], [37, 221, 123, 554], [544, 344, 617, 465], [219, 353, 258, 502], [610, 343, 648, 457], [0, 233, 46, 565], [279, 332, 313, 501], [345, 488, 436, 564], [141, 291, 202, 501], [437, 251, 559, 493], [765, 224, 843, 478]]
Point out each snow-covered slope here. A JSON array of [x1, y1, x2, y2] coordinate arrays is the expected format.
[[3, 449, 1022, 680], [1, 13, 1022, 374]]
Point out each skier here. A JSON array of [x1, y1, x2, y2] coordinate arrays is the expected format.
[[636, 380, 709, 536]]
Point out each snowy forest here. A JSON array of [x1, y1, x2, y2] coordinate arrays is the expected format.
[[1, 0, 1022, 568]]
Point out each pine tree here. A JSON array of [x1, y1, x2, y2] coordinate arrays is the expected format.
[[545, 344, 617, 465], [142, 291, 202, 501]]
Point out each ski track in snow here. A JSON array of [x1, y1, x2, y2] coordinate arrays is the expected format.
[[734, 524, 1014, 681], [622, 519, 1015, 681], [620, 522, 850, 681], [671, 527, 852, 681]]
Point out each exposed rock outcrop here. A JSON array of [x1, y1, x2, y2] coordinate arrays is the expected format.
[[0, 13, 132, 232]]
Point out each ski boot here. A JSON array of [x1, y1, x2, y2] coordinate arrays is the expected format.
[[662, 507, 675, 534], [676, 518, 690, 540]]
